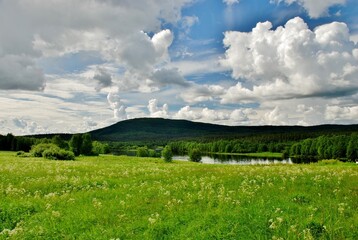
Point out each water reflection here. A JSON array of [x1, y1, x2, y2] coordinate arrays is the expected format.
[[173, 154, 292, 165]]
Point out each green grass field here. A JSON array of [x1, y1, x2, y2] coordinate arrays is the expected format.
[[0, 151, 357, 239]]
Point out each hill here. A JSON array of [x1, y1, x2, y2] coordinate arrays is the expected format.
[[89, 118, 358, 142]]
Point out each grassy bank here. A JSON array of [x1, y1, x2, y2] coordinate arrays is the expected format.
[[0, 151, 357, 239]]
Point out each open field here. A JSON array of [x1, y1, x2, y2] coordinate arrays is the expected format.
[[0, 151, 357, 239]]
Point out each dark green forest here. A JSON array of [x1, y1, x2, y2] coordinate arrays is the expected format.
[[89, 118, 358, 142], [0, 133, 109, 160]]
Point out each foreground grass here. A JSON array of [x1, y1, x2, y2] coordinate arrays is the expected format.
[[0, 152, 357, 239]]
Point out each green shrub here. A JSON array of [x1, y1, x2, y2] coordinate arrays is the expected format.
[[148, 149, 157, 158], [162, 146, 173, 162], [30, 143, 59, 157], [16, 151, 31, 158], [189, 148, 201, 162], [42, 148, 75, 161], [92, 141, 110, 155], [318, 159, 340, 165], [30, 143, 75, 160], [136, 147, 149, 157]]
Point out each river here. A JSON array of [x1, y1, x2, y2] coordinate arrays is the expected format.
[[173, 154, 292, 165]]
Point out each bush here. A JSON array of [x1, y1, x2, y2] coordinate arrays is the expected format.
[[148, 149, 158, 158], [30, 143, 75, 160], [317, 159, 341, 165], [42, 148, 75, 161], [136, 147, 149, 157], [162, 146, 173, 162], [16, 151, 31, 158], [189, 148, 201, 162], [92, 141, 110, 155], [30, 143, 59, 157]]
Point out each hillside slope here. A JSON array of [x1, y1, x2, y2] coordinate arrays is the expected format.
[[89, 118, 358, 142]]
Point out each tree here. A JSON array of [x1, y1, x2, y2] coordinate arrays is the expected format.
[[148, 149, 158, 158], [52, 135, 68, 149], [346, 134, 358, 162], [301, 139, 312, 157], [189, 148, 201, 162], [69, 134, 82, 156], [162, 146, 173, 162], [282, 147, 290, 159], [15, 137, 36, 152], [136, 146, 149, 157], [92, 141, 110, 155], [331, 136, 346, 159], [5, 133, 15, 151], [80, 133, 93, 155]]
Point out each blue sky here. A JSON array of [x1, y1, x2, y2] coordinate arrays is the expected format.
[[0, 0, 357, 135]]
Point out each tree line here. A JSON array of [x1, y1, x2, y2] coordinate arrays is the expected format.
[[289, 134, 357, 162], [0, 133, 109, 160], [168, 139, 289, 156], [1, 131, 357, 163], [168, 133, 358, 162]]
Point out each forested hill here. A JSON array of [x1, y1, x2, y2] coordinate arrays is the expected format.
[[89, 118, 358, 142]]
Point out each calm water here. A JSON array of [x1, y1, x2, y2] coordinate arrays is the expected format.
[[173, 154, 292, 165]]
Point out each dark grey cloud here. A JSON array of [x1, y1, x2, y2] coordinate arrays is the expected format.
[[94, 68, 113, 91], [151, 68, 190, 87], [0, 55, 45, 91]]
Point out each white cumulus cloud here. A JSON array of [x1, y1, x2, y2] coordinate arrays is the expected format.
[[221, 17, 358, 103], [263, 107, 288, 125], [325, 105, 358, 121], [147, 99, 169, 118], [0, 0, 193, 91], [174, 106, 253, 125], [107, 92, 127, 120]]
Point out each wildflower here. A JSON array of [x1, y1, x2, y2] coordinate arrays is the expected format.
[[338, 203, 346, 214], [148, 217, 157, 224], [269, 221, 277, 229], [272, 236, 284, 240], [275, 208, 282, 213], [148, 213, 160, 225], [52, 211, 61, 218], [44, 192, 57, 198], [288, 225, 297, 233], [92, 198, 102, 209]]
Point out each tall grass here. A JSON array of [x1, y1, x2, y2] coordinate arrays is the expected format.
[[0, 151, 357, 239]]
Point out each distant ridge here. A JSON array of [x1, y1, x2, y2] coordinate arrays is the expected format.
[[89, 118, 358, 142]]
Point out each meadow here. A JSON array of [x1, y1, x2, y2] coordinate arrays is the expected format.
[[0, 151, 357, 239]]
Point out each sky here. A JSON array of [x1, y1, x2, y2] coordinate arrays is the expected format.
[[0, 0, 357, 135]]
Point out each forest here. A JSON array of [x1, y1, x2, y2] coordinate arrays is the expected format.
[[1, 130, 357, 163], [168, 133, 358, 163], [0, 133, 109, 160]]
